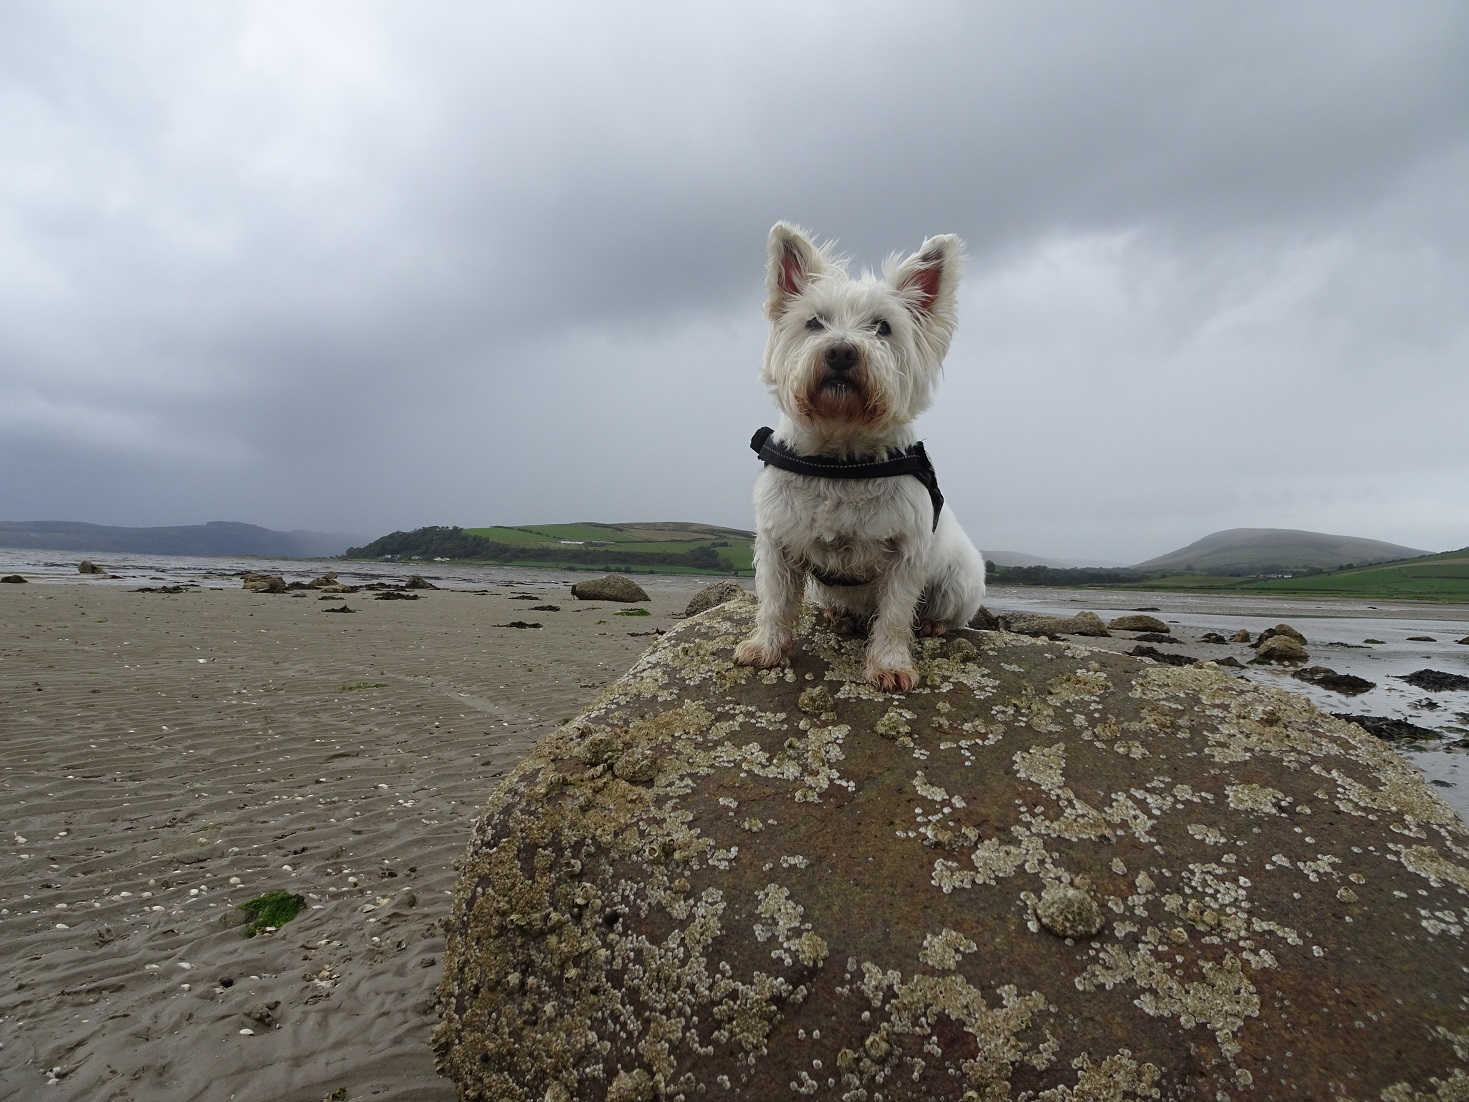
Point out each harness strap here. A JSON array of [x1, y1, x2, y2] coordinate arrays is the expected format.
[[750, 426, 945, 532]]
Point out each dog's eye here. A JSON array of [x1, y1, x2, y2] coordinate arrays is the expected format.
[[805, 316, 825, 332], [874, 318, 892, 337]]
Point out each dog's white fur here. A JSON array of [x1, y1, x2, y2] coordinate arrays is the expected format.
[[733, 222, 987, 691]]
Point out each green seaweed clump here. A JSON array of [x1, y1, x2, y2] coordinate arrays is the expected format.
[[240, 890, 307, 937], [614, 608, 651, 617]]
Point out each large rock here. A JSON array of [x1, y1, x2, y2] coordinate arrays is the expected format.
[[1000, 611, 1109, 637], [1, 574, 26, 583], [241, 572, 286, 593], [435, 599, 1469, 1100], [571, 574, 651, 602], [1107, 614, 1167, 633], [78, 559, 105, 574], [683, 580, 747, 618]]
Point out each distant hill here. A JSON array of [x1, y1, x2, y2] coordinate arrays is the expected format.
[[1132, 528, 1427, 576], [0, 520, 363, 559], [983, 549, 1083, 569], [347, 522, 756, 575]]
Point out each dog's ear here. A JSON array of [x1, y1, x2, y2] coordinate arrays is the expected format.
[[766, 222, 828, 319], [891, 234, 963, 324]]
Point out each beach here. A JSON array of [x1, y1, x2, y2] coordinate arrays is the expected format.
[[0, 578, 697, 1100], [2, 570, 1468, 1100]]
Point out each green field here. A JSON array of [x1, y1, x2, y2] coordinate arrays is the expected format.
[[462, 522, 755, 574], [1112, 547, 1469, 601]]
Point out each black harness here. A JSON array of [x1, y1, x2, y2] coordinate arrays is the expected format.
[[749, 425, 946, 587]]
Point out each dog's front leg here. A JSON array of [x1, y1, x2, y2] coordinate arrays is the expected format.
[[864, 554, 925, 691], [734, 534, 803, 668]]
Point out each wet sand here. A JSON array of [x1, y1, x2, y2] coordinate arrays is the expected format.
[[2, 577, 1467, 1099], [0, 580, 698, 1100]]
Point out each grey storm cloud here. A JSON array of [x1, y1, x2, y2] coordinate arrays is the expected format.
[[2, 1, 1467, 562]]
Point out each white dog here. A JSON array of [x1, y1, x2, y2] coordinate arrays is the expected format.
[[733, 222, 987, 692]]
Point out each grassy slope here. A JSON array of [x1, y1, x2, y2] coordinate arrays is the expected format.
[[1119, 547, 1469, 601], [464, 522, 755, 574]]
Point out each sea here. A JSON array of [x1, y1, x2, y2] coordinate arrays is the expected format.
[[3, 546, 1467, 821]]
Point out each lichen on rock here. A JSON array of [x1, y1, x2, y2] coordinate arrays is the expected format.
[[435, 597, 1469, 1100]]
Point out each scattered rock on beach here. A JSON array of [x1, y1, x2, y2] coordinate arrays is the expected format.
[[1133, 631, 1180, 644], [1333, 714, 1443, 742], [495, 621, 541, 629], [1200, 632, 1227, 644], [682, 580, 746, 618], [1211, 655, 1245, 668], [1252, 635, 1308, 665], [322, 604, 357, 614], [1, 574, 28, 583], [1406, 635, 1437, 642], [374, 590, 422, 601], [436, 599, 1469, 1101], [1001, 611, 1109, 637], [1128, 644, 1198, 666], [405, 575, 440, 590], [1255, 623, 1306, 647], [135, 585, 190, 594], [307, 573, 339, 588], [1398, 669, 1469, 692], [242, 573, 287, 593], [531, 604, 561, 612], [1108, 614, 1168, 632], [1293, 666, 1375, 695], [570, 575, 650, 602], [78, 559, 105, 574], [1230, 629, 1253, 643]]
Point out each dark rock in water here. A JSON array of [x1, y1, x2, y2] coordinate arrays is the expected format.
[[1230, 629, 1253, 643], [1255, 624, 1306, 647], [1406, 636, 1437, 642], [436, 599, 1469, 1101], [374, 590, 422, 601], [1133, 631, 1179, 644], [1, 575, 28, 583], [1333, 714, 1443, 743], [1130, 606, 1161, 611], [1398, 669, 1469, 692], [1457, 636, 1469, 646], [405, 574, 440, 590], [1292, 666, 1375, 695], [1363, 638, 1386, 645], [1251, 636, 1308, 665], [78, 559, 105, 574], [495, 621, 541, 629], [322, 604, 357, 614], [1107, 614, 1167, 632], [1211, 656, 1245, 668], [966, 606, 1000, 631], [1128, 644, 1198, 666], [571, 574, 651, 603], [1001, 611, 1110, 638], [1413, 697, 1443, 710], [242, 573, 287, 593], [307, 573, 338, 588], [683, 580, 747, 618], [1200, 632, 1228, 644]]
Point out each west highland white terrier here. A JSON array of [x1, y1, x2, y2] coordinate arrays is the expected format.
[[733, 222, 987, 692]]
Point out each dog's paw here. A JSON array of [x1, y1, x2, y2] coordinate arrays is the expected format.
[[734, 635, 792, 668], [915, 618, 949, 637], [865, 661, 918, 692]]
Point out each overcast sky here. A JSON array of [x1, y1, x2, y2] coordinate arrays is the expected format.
[[3, 2, 1466, 563]]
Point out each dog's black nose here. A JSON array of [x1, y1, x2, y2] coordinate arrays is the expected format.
[[823, 342, 858, 374]]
